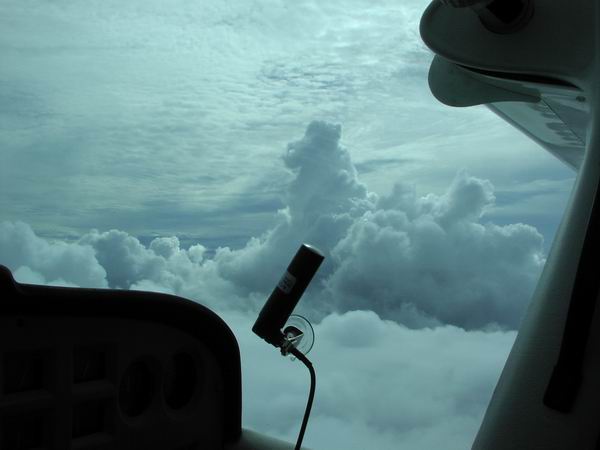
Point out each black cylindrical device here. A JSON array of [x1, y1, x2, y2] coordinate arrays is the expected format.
[[252, 244, 324, 347]]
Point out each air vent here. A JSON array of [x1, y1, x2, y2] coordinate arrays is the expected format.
[[1, 412, 50, 450], [3, 350, 49, 395], [73, 346, 107, 384], [164, 352, 202, 411], [118, 359, 156, 418]]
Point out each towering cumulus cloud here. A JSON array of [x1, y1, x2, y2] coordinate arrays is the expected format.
[[0, 121, 544, 449], [0, 120, 544, 329], [327, 171, 545, 329]]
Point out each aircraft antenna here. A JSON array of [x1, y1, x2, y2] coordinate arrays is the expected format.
[[252, 244, 324, 450]]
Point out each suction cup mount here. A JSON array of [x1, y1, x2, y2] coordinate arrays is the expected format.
[[281, 315, 315, 357]]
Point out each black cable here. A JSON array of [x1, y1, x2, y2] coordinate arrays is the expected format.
[[289, 347, 316, 450]]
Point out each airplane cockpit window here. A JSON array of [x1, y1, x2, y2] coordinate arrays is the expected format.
[[0, 0, 577, 449]]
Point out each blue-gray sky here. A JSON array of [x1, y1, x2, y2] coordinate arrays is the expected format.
[[0, 0, 576, 449], [0, 0, 573, 248]]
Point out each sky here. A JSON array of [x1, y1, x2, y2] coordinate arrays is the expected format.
[[0, 0, 578, 449]]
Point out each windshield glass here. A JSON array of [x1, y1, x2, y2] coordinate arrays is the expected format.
[[0, 1, 576, 448]]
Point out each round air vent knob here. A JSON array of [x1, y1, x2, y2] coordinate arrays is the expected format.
[[439, 0, 534, 34]]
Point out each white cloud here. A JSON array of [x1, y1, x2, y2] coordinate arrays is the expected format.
[[327, 173, 544, 329], [228, 309, 516, 450], [11, 265, 78, 288], [0, 221, 107, 288], [211, 122, 546, 329], [1, 121, 544, 330]]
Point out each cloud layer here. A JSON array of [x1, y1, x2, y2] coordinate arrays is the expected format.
[[0, 121, 547, 449], [231, 309, 516, 450], [0, 0, 574, 246], [2, 121, 544, 330]]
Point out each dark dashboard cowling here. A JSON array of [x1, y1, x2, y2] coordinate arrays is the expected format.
[[0, 265, 242, 450]]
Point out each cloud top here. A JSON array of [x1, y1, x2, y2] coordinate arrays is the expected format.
[[1, 121, 544, 330]]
